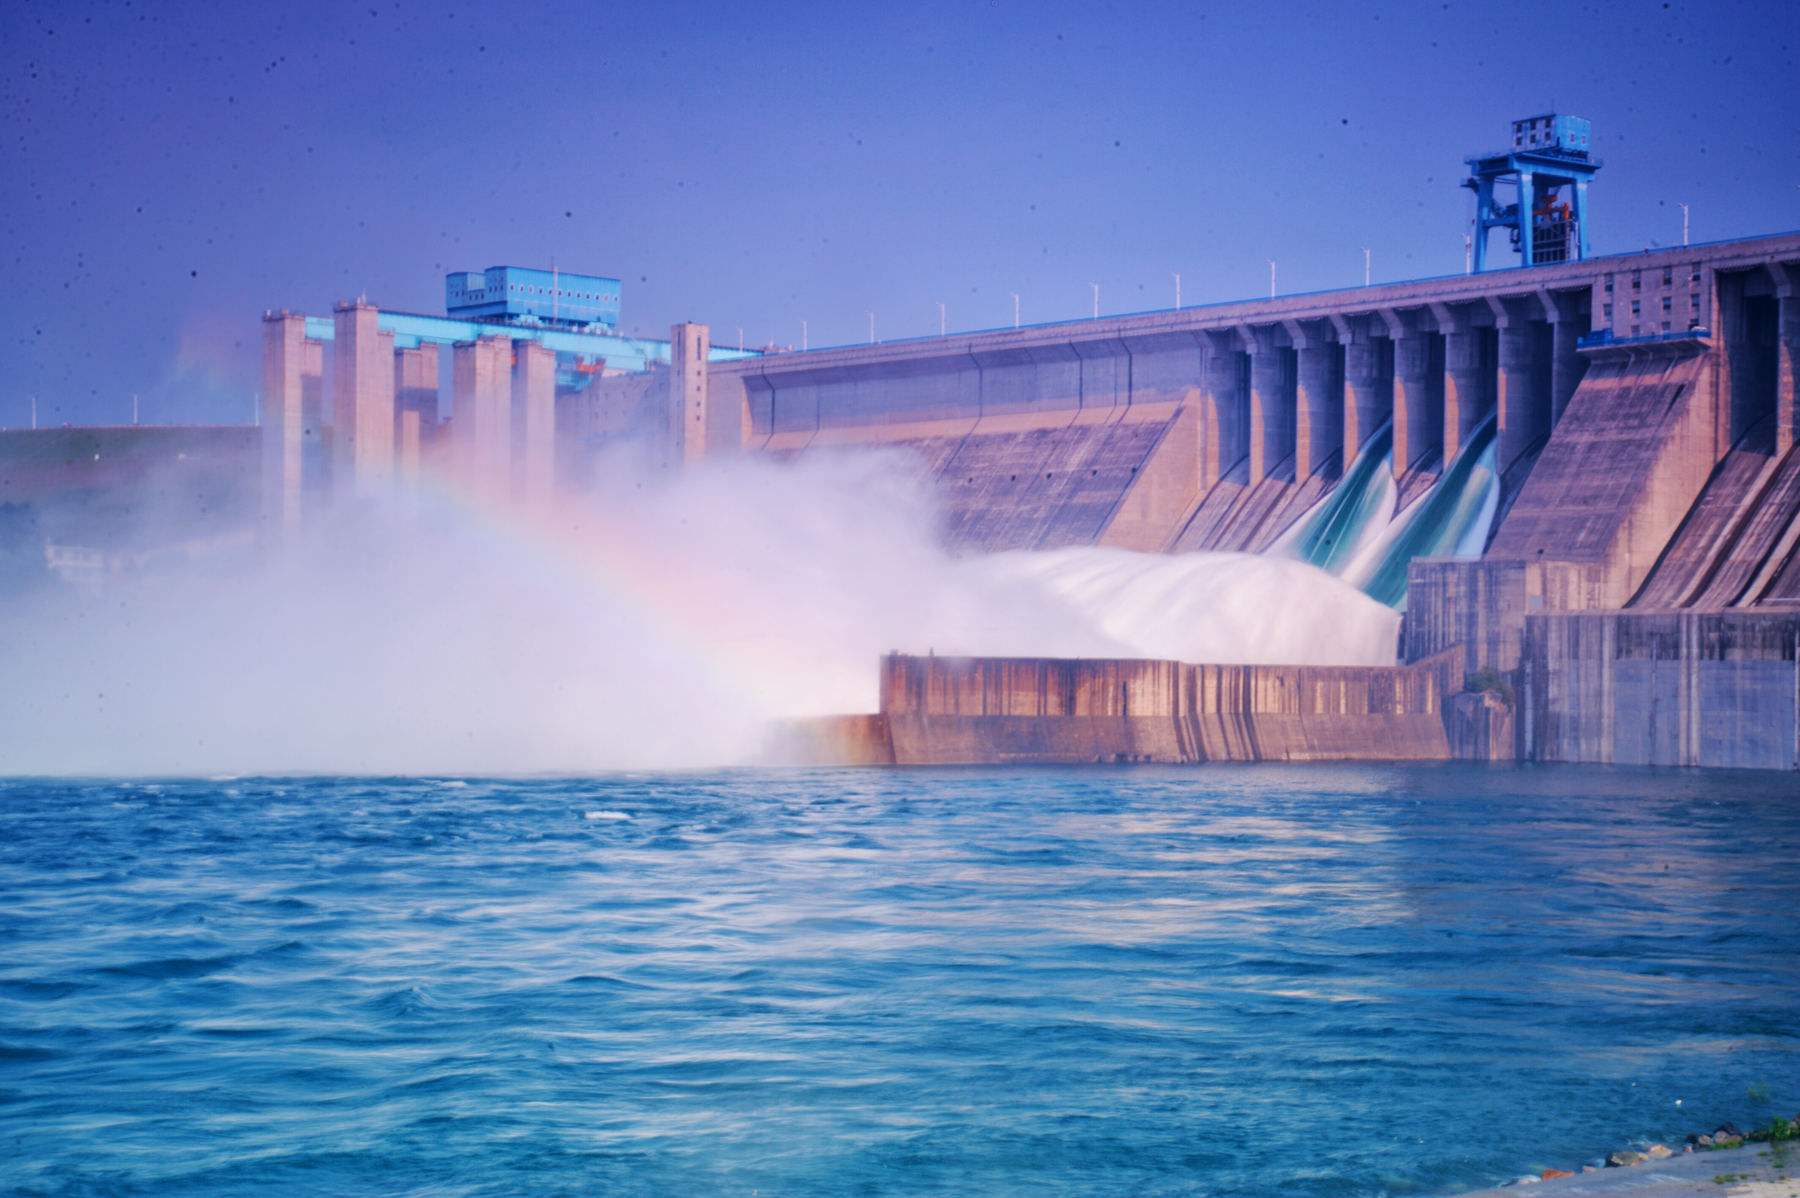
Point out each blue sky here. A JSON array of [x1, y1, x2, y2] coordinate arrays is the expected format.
[[3, 0, 1796, 426]]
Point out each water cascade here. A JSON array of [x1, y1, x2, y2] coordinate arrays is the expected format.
[[1341, 414, 1500, 609], [972, 547, 1401, 667], [1274, 421, 1396, 574]]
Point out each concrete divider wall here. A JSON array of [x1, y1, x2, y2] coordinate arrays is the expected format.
[[1404, 558, 1532, 674], [869, 652, 1457, 765]]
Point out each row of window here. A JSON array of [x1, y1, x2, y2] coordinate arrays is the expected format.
[[1604, 293, 1703, 321], [461, 285, 616, 302], [1603, 266, 1703, 294]]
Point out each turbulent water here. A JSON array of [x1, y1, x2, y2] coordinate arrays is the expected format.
[[4, 767, 1799, 1198], [975, 548, 1400, 667]]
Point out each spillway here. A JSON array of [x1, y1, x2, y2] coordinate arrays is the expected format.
[[1343, 415, 1499, 609], [1277, 421, 1396, 575]]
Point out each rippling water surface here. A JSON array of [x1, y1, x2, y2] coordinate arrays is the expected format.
[[3, 766, 1798, 1197]]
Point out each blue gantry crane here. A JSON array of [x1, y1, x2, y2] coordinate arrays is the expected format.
[[1464, 114, 1600, 272]]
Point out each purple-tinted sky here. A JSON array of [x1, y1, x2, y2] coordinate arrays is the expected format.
[[3, 0, 1797, 427]]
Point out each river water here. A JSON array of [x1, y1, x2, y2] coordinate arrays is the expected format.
[[3, 766, 1798, 1196]]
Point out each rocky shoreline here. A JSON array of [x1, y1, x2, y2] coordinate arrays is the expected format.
[[1487, 1114, 1796, 1189]]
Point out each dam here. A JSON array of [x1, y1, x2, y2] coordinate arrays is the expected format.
[[10, 117, 1798, 771]]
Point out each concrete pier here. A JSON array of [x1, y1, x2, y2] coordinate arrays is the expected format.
[[453, 335, 512, 496], [1245, 327, 1296, 484], [1335, 315, 1391, 462], [1389, 321, 1444, 475], [1199, 333, 1248, 488], [1492, 299, 1551, 475], [260, 312, 319, 531], [510, 341, 556, 504], [1290, 321, 1342, 482], [1438, 307, 1492, 463], [330, 301, 397, 495], [1774, 263, 1799, 454]]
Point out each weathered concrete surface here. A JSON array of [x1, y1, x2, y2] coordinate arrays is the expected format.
[[1633, 431, 1780, 608], [829, 652, 1459, 766], [1520, 610, 1800, 770], [1489, 342, 1714, 607], [1407, 558, 1534, 675], [1446, 690, 1517, 761], [1452, 1141, 1796, 1198]]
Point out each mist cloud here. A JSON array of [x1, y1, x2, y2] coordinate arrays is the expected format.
[[0, 451, 1395, 775]]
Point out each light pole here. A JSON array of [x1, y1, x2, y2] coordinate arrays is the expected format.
[[1267, 260, 1277, 298], [1090, 283, 1099, 319], [1010, 292, 1020, 328], [737, 327, 744, 352], [937, 301, 946, 337], [867, 311, 876, 345], [1363, 247, 1371, 287], [1173, 272, 1182, 310], [30, 396, 36, 430], [1680, 203, 1690, 246], [132, 393, 138, 426], [801, 319, 808, 351]]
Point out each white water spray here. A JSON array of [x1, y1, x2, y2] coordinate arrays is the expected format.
[[0, 450, 1400, 774]]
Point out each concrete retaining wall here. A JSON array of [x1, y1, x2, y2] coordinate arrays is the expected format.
[[853, 652, 1457, 765], [1520, 610, 1800, 769]]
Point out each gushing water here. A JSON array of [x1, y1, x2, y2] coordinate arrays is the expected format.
[[1346, 415, 1499, 608], [0, 451, 1399, 774], [971, 547, 1398, 668], [1276, 421, 1397, 573]]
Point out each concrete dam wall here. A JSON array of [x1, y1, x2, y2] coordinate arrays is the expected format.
[[690, 232, 1799, 771], [778, 652, 1460, 767], [663, 235, 1797, 574]]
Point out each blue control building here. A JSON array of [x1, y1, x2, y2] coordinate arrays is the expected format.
[[445, 266, 622, 332]]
